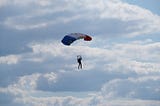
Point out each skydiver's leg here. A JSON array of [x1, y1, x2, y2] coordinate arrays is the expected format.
[[78, 60, 80, 69], [78, 64, 79, 69], [80, 64, 82, 69], [79, 62, 82, 69], [78, 64, 81, 69], [78, 63, 80, 69]]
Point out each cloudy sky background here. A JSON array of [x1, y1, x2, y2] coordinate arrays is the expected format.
[[0, 0, 160, 106]]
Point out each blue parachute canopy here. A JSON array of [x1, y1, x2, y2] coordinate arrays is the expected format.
[[61, 33, 92, 46]]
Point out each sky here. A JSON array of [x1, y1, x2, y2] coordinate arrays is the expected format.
[[0, 0, 160, 106]]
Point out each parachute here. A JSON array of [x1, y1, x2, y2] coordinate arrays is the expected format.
[[61, 33, 92, 46]]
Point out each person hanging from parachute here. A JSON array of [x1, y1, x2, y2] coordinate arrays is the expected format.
[[77, 55, 82, 69], [61, 33, 92, 69]]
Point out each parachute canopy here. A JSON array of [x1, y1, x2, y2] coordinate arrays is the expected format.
[[61, 33, 92, 46]]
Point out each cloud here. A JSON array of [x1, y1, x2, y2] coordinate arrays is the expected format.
[[0, 0, 8, 7], [1, 0, 160, 37], [93, 98, 160, 106], [29, 40, 160, 73], [1, 39, 158, 92], [0, 55, 20, 64], [0, 39, 159, 89], [1, 0, 160, 106], [101, 76, 160, 100], [1, 0, 160, 57], [0, 73, 91, 106], [36, 70, 130, 92], [0, 73, 160, 106]]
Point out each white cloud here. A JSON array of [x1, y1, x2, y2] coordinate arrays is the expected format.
[[0, 55, 20, 64], [2, 0, 160, 37], [30, 42, 64, 57], [101, 76, 160, 100], [28, 40, 160, 74], [1, 74, 160, 106], [4, 16, 49, 30], [0, 39, 159, 97], [0, 0, 8, 7], [0, 62, 160, 106], [112, 41, 160, 61], [102, 99, 160, 106], [43, 72, 57, 84], [0, 72, 92, 106], [1, 0, 160, 105], [15, 73, 41, 90]]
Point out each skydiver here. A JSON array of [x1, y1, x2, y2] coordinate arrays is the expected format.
[[77, 55, 82, 69]]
